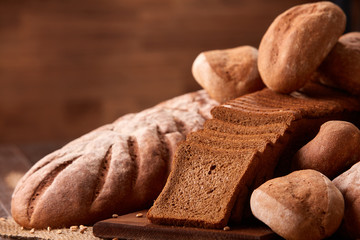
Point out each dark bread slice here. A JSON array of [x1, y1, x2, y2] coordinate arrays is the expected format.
[[186, 135, 289, 224], [187, 129, 280, 144], [204, 119, 289, 135], [186, 133, 268, 151], [148, 86, 360, 229], [187, 128, 288, 196], [147, 142, 261, 228], [215, 87, 360, 123], [212, 105, 297, 126]]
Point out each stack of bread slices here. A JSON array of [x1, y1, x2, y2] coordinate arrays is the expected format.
[[147, 86, 360, 229]]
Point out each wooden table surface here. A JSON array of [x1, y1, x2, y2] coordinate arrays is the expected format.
[[0, 142, 65, 240]]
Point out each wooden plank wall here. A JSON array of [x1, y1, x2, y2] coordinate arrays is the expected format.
[[1, 0, 356, 144]]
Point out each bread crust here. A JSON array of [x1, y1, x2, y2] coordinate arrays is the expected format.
[[192, 46, 264, 103], [318, 32, 360, 95], [251, 170, 344, 240], [292, 120, 360, 178], [258, 1, 346, 93], [333, 161, 360, 238]]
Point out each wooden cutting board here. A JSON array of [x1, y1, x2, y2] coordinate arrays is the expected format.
[[93, 210, 280, 240]]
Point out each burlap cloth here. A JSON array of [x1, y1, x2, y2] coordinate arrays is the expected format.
[[0, 217, 103, 240]]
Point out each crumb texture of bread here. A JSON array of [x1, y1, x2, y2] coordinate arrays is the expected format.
[[11, 90, 218, 229], [147, 86, 360, 229], [147, 143, 258, 228]]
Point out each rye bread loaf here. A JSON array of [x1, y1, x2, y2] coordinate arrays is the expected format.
[[147, 85, 360, 229], [258, 1, 346, 93], [11, 90, 218, 229]]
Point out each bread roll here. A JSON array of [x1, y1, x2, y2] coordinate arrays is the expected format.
[[251, 169, 344, 240], [318, 32, 360, 96], [192, 46, 264, 103], [258, 1, 346, 93], [333, 161, 360, 239], [292, 121, 360, 179], [11, 90, 218, 229]]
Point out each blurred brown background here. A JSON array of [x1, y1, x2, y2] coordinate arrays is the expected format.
[[0, 0, 359, 144]]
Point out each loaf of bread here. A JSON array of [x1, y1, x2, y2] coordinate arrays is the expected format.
[[258, 1, 346, 93], [292, 120, 360, 179], [192, 46, 264, 103], [251, 169, 344, 240], [318, 32, 360, 96], [147, 84, 360, 229], [11, 90, 218, 229]]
